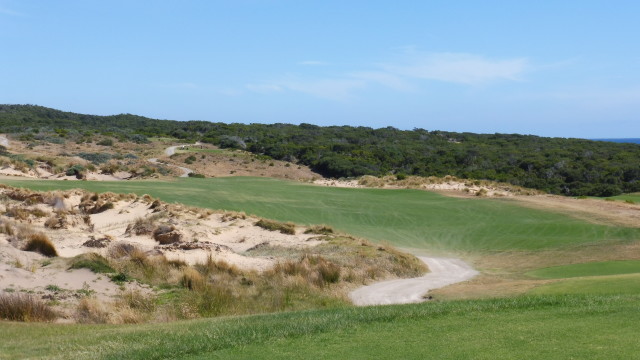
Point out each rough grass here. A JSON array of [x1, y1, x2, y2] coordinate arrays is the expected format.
[[0, 294, 638, 359], [0, 293, 57, 322], [5, 177, 639, 252], [527, 260, 640, 279], [530, 274, 640, 295]]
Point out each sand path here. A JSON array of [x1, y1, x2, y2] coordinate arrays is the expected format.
[[350, 256, 478, 306], [148, 142, 202, 177]]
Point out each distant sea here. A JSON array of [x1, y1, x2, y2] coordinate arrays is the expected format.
[[592, 138, 640, 144]]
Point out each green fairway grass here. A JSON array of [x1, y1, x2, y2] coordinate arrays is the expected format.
[[528, 260, 640, 279], [607, 192, 640, 203], [530, 274, 640, 295], [2, 177, 639, 251], [0, 295, 638, 359]]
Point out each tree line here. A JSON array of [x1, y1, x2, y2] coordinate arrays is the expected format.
[[1, 104, 638, 196]]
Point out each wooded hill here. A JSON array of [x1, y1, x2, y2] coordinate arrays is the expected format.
[[1, 104, 639, 196]]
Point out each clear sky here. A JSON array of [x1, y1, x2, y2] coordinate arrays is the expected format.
[[1, 1, 639, 138]]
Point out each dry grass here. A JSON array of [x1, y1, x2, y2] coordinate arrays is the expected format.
[[23, 233, 58, 257], [181, 267, 206, 291], [0, 293, 57, 322]]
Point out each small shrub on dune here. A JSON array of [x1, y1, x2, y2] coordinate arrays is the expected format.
[[255, 219, 296, 235], [23, 233, 58, 257], [0, 293, 57, 322]]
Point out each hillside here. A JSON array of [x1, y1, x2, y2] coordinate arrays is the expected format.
[[1, 104, 639, 196]]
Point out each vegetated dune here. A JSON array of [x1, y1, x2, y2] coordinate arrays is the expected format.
[[0, 133, 323, 182], [0, 185, 426, 323]]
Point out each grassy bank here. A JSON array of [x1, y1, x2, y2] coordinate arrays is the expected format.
[[0, 294, 638, 359], [2, 177, 638, 252]]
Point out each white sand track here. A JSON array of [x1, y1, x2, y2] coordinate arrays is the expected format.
[[350, 256, 479, 306], [148, 142, 202, 177]]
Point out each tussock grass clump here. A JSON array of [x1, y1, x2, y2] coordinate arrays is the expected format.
[[304, 225, 334, 235], [255, 218, 296, 235], [23, 233, 58, 257], [69, 253, 114, 273], [0, 293, 57, 322]]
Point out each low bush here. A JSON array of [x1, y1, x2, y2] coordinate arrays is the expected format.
[[23, 233, 58, 257], [0, 293, 57, 322]]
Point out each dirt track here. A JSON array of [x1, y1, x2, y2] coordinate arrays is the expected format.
[[350, 256, 479, 306]]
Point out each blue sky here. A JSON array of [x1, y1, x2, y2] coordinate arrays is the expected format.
[[1, 1, 639, 138]]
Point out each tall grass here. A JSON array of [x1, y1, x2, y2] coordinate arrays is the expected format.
[[0, 293, 57, 322]]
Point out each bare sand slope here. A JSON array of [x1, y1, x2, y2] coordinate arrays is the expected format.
[[0, 135, 9, 148], [350, 256, 478, 306]]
